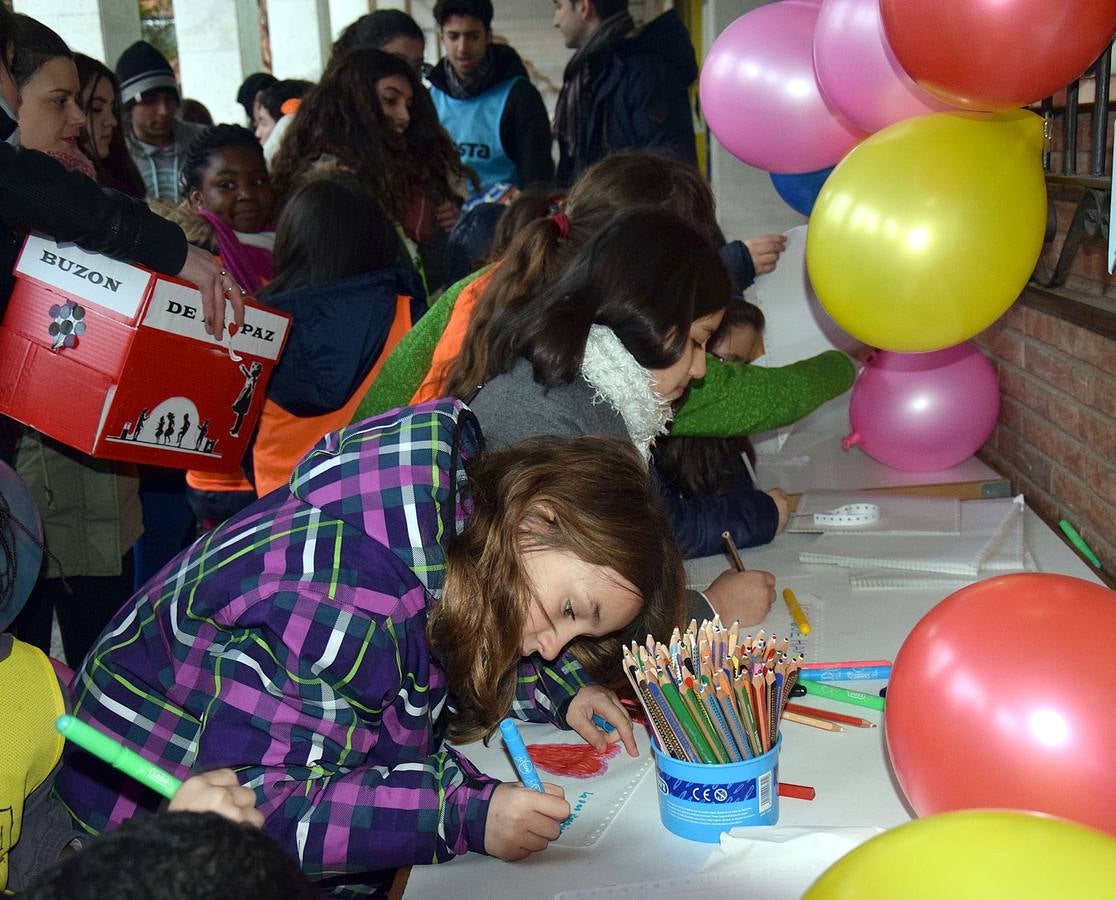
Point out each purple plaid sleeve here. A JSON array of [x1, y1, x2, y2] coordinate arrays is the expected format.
[[510, 653, 590, 726]]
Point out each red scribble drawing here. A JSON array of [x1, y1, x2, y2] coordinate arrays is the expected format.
[[528, 742, 621, 779]]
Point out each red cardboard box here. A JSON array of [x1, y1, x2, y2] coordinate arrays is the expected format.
[[0, 235, 291, 472]]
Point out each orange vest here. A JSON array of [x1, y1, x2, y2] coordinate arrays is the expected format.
[[253, 293, 414, 497], [186, 253, 265, 495], [412, 269, 496, 404]]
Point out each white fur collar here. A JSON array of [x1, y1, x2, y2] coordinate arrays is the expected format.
[[579, 325, 673, 460]]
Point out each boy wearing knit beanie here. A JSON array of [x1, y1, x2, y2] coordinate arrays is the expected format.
[[115, 40, 204, 201]]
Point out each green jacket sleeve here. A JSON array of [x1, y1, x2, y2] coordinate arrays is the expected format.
[[672, 350, 856, 438], [350, 271, 481, 422]]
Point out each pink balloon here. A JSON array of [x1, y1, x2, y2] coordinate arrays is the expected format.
[[886, 574, 1116, 836], [700, 0, 865, 174], [813, 0, 953, 134], [842, 342, 999, 471]]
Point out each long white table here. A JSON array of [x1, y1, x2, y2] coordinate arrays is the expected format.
[[403, 509, 1103, 899]]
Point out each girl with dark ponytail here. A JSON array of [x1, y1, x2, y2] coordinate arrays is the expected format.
[[463, 207, 780, 627]]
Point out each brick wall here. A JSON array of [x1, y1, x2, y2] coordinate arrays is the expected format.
[[975, 196, 1116, 581]]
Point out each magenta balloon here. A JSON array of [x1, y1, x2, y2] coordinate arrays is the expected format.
[[700, 0, 864, 173], [886, 574, 1116, 836], [813, 0, 952, 134], [842, 342, 999, 471]]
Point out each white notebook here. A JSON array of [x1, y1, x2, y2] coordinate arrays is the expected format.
[[800, 496, 1023, 577]]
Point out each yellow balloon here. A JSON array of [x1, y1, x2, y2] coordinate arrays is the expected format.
[[806, 110, 1046, 352], [805, 811, 1116, 899]]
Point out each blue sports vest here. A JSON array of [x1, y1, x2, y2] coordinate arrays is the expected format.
[[430, 77, 522, 190]]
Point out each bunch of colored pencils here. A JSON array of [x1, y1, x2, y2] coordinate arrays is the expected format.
[[621, 616, 804, 764]]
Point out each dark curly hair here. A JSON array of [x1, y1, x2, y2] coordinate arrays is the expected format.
[[21, 812, 318, 900], [179, 123, 264, 196], [269, 47, 475, 223], [433, 0, 494, 29], [331, 10, 424, 59]]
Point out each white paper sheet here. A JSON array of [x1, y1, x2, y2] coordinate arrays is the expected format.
[[552, 826, 884, 899], [451, 721, 653, 847]]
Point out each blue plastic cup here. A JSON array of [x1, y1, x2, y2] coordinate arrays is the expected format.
[[652, 735, 781, 842]]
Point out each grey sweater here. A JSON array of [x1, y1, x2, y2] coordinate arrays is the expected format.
[[466, 358, 714, 621], [467, 358, 627, 447]]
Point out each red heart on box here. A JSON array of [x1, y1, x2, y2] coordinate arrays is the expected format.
[[528, 742, 621, 779], [227, 323, 239, 337]]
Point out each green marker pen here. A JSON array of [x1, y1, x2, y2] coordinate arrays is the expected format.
[[56, 715, 182, 799], [1059, 520, 1103, 569], [802, 680, 886, 712]]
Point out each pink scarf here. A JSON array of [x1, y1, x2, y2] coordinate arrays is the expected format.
[[196, 209, 273, 296], [44, 147, 97, 180]]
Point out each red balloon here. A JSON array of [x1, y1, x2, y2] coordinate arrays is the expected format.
[[880, 0, 1116, 110], [885, 574, 1116, 835]]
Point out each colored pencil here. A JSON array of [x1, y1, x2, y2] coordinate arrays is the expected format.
[[783, 710, 844, 732], [785, 702, 878, 729], [721, 530, 746, 572], [621, 618, 836, 765]]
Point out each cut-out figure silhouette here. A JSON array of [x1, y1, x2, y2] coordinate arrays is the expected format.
[[177, 412, 191, 447], [133, 408, 150, 441], [230, 361, 262, 437]]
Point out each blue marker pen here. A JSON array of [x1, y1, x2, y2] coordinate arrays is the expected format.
[[499, 718, 544, 792], [800, 665, 892, 682], [590, 713, 616, 734]]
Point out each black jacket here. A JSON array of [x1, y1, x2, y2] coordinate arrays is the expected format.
[[0, 109, 187, 463], [428, 43, 555, 187], [557, 10, 698, 186], [0, 140, 187, 318], [657, 454, 779, 559]]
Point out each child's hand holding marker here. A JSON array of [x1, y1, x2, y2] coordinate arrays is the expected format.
[[566, 684, 638, 756], [486, 782, 570, 860], [56, 715, 263, 827], [488, 719, 569, 861]]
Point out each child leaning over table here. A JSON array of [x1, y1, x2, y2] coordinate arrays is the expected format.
[[653, 298, 791, 557], [54, 400, 685, 896]]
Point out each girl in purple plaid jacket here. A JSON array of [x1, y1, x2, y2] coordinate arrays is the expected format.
[[55, 399, 685, 894]]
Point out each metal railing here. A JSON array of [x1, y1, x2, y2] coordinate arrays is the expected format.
[[1035, 44, 1113, 290]]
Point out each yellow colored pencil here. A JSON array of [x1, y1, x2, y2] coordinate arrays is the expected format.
[[782, 587, 812, 636]]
